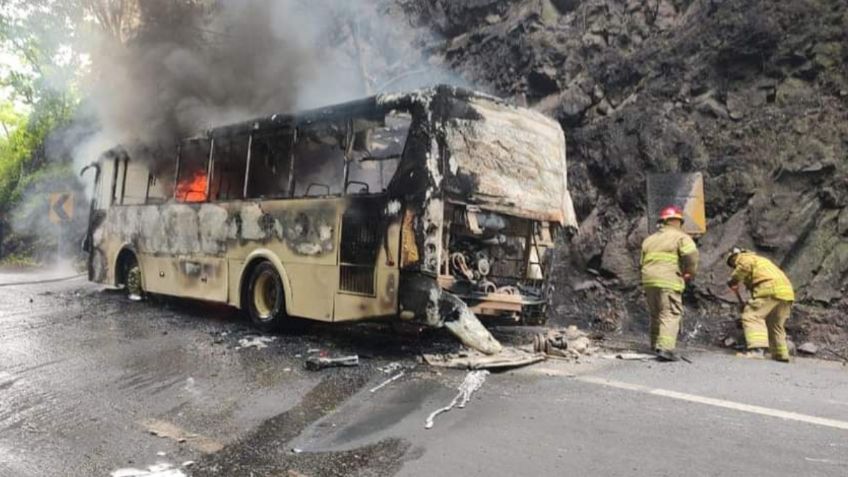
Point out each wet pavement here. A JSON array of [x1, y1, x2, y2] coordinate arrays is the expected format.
[[2, 268, 847, 476], [0, 269, 438, 476]]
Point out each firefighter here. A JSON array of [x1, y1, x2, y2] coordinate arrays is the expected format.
[[725, 248, 793, 362], [640, 205, 699, 361]]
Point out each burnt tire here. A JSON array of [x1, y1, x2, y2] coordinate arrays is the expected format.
[[245, 262, 286, 331], [120, 253, 143, 301], [245, 262, 310, 332]]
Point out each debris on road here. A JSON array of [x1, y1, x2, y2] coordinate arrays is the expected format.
[[533, 326, 598, 360], [425, 370, 489, 429], [305, 354, 359, 371], [423, 347, 545, 370], [798, 342, 819, 355], [236, 336, 276, 350], [370, 372, 405, 393], [378, 362, 403, 374], [440, 293, 503, 355], [605, 352, 658, 361], [110, 462, 186, 477], [142, 419, 223, 453]]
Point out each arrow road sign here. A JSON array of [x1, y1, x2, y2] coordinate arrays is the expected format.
[[49, 192, 74, 225]]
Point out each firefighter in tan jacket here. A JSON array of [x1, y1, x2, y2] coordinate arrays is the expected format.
[[725, 248, 794, 362], [640, 206, 699, 361]]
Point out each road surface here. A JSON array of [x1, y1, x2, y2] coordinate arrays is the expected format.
[[1, 268, 846, 476]]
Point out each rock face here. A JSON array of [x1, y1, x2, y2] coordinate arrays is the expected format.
[[398, 0, 848, 352]]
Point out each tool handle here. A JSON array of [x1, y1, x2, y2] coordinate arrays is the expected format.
[[733, 288, 746, 314]]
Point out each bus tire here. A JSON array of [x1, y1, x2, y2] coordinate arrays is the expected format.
[[118, 251, 143, 301], [245, 261, 288, 331]]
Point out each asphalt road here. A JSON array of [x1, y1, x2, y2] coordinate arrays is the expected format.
[[1, 268, 847, 476]]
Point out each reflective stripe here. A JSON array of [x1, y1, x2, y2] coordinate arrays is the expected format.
[[642, 279, 684, 292], [773, 346, 789, 359], [656, 335, 676, 349], [643, 252, 679, 264], [680, 242, 697, 254], [745, 332, 769, 346]]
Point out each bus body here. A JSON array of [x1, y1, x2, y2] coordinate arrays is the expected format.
[[84, 86, 577, 345]]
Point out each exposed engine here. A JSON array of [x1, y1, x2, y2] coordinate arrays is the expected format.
[[442, 206, 554, 322]]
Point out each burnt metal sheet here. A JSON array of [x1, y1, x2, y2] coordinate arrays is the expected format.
[[441, 97, 578, 227], [646, 173, 706, 235]]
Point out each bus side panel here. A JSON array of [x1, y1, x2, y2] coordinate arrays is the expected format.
[[140, 254, 228, 302], [333, 213, 401, 322], [225, 199, 341, 322]]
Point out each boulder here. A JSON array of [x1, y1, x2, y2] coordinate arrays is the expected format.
[[797, 342, 818, 355]]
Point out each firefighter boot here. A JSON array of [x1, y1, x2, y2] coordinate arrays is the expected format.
[[655, 349, 680, 362]]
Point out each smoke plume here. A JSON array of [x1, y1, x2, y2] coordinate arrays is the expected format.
[[80, 0, 465, 159]]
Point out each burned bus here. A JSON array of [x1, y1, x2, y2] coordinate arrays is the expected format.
[[82, 86, 578, 353]]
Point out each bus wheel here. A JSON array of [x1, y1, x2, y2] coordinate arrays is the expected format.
[[246, 262, 285, 331], [121, 253, 143, 302]]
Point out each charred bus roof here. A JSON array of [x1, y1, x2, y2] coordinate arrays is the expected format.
[[205, 85, 507, 138]]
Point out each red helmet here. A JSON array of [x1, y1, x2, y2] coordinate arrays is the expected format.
[[658, 205, 684, 222]]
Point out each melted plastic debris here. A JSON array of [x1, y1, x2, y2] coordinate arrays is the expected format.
[[424, 370, 489, 429], [236, 336, 276, 350], [110, 462, 186, 477], [378, 362, 403, 374]]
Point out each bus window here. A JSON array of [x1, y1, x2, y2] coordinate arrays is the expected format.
[[113, 156, 126, 205], [247, 131, 294, 199], [292, 125, 345, 198], [96, 157, 115, 210], [209, 135, 249, 202], [176, 138, 211, 203], [122, 160, 151, 205], [346, 113, 410, 194]]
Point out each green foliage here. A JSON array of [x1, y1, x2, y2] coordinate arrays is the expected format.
[[0, 0, 88, 106], [0, 97, 74, 215], [0, 1, 83, 216], [0, 251, 39, 268]]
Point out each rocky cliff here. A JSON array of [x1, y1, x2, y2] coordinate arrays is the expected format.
[[399, 0, 848, 353]]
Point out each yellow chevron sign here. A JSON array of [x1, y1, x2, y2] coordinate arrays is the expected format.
[[49, 192, 74, 224]]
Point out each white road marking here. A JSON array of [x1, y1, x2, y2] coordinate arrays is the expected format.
[[805, 457, 848, 465], [575, 376, 848, 431]]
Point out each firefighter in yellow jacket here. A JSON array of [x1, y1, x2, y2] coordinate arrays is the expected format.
[[640, 206, 699, 361], [725, 248, 793, 362]]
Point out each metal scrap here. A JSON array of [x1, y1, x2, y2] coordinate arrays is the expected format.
[[439, 292, 503, 355], [606, 352, 658, 361], [423, 347, 545, 370], [305, 354, 359, 371], [425, 370, 489, 429], [237, 336, 276, 350], [378, 362, 403, 374], [533, 326, 597, 360]]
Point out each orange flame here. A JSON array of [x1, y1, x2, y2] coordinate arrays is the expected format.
[[176, 170, 208, 203]]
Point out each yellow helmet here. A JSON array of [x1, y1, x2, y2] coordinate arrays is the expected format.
[[725, 247, 747, 267]]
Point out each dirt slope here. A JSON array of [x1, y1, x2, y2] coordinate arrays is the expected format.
[[400, 0, 848, 352]]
